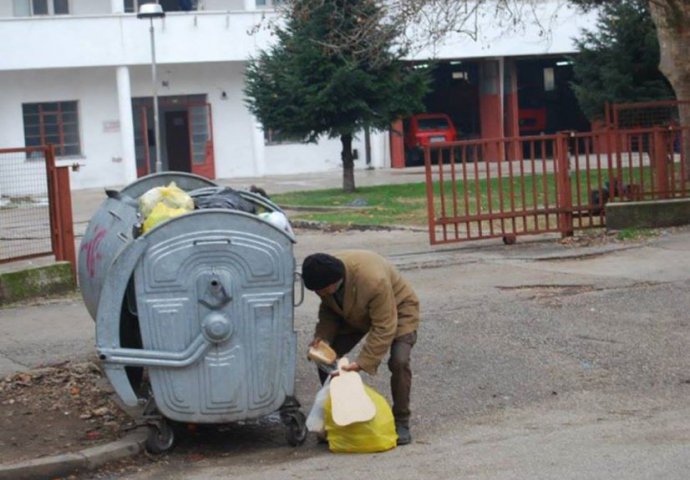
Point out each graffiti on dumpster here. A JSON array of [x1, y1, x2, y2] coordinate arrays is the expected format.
[[80, 226, 107, 278]]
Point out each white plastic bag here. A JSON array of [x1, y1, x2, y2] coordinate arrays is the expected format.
[[306, 378, 331, 434], [258, 211, 295, 237]]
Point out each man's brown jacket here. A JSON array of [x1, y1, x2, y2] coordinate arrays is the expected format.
[[313, 250, 420, 374]]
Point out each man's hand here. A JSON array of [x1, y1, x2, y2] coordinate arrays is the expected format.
[[340, 361, 361, 373], [309, 337, 323, 348]]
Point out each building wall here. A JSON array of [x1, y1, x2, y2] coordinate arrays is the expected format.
[[0, 11, 272, 71], [0, 67, 123, 192], [0, 61, 383, 192]]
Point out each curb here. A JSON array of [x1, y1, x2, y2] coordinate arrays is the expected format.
[[0, 262, 75, 306], [0, 430, 147, 480]]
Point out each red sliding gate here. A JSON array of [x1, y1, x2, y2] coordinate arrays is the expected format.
[[424, 127, 689, 245]]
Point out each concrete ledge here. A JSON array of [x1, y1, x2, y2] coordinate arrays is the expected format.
[[606, 198, 690, 231], [0, 262, 75, 306], [0, 431, 146, 480]]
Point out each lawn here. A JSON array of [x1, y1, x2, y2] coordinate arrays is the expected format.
[[272, 164, 686, 228]]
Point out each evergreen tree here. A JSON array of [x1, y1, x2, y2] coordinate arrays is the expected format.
[[244, 0, 430, 192], [571, 0, 673, 121]]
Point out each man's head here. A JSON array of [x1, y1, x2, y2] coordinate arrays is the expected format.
[[302, 253, 345, 296]]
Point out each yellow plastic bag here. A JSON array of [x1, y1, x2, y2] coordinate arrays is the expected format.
[[324, 385, 397, 453], [142, 202, 190, 232], [139, 181, 194, 219]]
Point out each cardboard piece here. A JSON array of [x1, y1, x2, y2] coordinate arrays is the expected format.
[[329, 358, 376, 426]]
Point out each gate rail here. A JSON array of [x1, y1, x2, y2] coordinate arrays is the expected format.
[[0, 145, 76, 278], [424, 126, 689, 245]]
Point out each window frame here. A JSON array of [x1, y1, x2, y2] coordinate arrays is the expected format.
[[22, 100, 82, 159], [14, 0, 70, 16]]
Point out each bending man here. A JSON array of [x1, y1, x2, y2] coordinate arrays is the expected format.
[[302, 250, 420, 445]]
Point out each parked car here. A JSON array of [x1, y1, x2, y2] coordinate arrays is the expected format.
[[518, 107, 547, 135], [404, 113, 458, 166]]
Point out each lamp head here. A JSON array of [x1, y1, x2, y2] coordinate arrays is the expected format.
[[137, 3, 165, 19]]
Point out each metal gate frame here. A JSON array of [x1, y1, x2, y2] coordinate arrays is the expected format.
[[424, 126, 689, 245], [0, 144, 76, 279]]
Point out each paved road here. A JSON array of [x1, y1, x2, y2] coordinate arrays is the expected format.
[[2, 226, 690, 479]]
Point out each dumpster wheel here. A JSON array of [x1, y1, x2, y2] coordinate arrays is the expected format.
[[145, 420, 176, 454], [284, 411, 307, 446]]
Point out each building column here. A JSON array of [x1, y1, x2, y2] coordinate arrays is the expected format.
[[252, 116, 266, 176], [243, 0, 257, 10], [116, 66, 138, 184], [111, 0, 125, 13], [389, 120, 405, 168], [503, 59, 521, 160], [479, 59, 504, 161]]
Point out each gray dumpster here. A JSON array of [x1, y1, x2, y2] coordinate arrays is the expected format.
[[78, 172, 306, 452]]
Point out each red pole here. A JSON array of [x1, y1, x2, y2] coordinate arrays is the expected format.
[[556, 134, 574, 237], [56, 166, 76, 284], [653, 128, 669, 199]]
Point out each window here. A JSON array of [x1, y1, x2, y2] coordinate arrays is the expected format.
[[263, 128, 304, 145], [125, 0, 198, 13], [13, 0, 69, 16], [256, 0, 283, 8], [543, 67, 555, 92], [22, 101, 81, 157]]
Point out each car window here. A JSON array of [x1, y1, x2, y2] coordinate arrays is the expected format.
[[417, 117, 450, 130]]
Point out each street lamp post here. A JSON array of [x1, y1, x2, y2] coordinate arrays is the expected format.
[[138, 3, 165, 173]]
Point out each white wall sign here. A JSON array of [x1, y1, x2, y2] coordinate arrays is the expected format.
[[103, 120, 120, 133]]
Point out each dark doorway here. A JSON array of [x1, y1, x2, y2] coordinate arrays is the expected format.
[[165, 111, 191, 172]]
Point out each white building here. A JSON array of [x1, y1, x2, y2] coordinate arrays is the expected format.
[[0, 0, 596, 191]]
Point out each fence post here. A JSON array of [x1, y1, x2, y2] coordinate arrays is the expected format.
[[556, 133, 574, 237], [44, 145, 62, 260], [653, 127, 669, 199], [424, 146, 437, 244], [56, 166, 77, 284], [45, 145, 77, 285]]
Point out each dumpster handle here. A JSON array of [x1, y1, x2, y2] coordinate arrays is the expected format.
[[98, 333, 211, 368], [294, 271, 305, 307]]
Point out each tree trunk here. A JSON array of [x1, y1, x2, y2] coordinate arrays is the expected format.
[[648, 0, 690, 179], [341, 133, 356, 193]]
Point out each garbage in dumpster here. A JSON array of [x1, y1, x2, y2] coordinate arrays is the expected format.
[[139, 181, 194, 218], [193, 186, 257, 214], [259, 211, 295, 238], [324, 383, 397, 453], [142, 202, 192, 232], [139, 181, 194, 232]]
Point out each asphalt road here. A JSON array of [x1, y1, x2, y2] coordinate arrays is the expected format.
[[2, 227, 690, 479]]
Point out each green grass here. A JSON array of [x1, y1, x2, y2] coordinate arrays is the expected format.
[[273, 183, 429, 226], [272, 165, 686, 227], [616, 228, 658, 241]]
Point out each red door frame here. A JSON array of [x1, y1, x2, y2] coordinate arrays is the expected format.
[[135, 100, 215, 179]]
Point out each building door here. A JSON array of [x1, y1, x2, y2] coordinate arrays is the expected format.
[[132, 96, 215, 179], [188, 103, 215, 179], [165, 111, 192, 172]]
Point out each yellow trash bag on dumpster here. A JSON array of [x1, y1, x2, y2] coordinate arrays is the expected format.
[[139, 181, 194, 219], [142, 202, 190, 232], [324, 385, 397, 453], [139, 182, 194, 232]]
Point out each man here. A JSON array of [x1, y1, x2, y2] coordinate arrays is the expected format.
[[302, 250, 419, 445]]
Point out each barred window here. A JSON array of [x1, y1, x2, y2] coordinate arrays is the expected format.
[[22, 101, 82, 158]]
